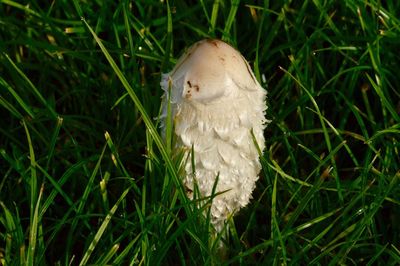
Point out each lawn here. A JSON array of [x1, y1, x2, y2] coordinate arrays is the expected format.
[[1, 0, 400, 265]]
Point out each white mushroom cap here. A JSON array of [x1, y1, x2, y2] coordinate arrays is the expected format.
[[163, 39, 262, 104]]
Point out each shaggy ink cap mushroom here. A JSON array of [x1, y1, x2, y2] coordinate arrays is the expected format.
[[160, 39, 268, 232]]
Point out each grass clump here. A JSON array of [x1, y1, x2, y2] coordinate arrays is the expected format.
[[1, 0, 400, 265]]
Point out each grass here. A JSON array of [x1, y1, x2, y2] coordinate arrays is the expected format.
[[1, 0, 400, 265]]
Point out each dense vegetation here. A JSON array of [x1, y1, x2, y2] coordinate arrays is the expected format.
[[1, 0, 399, 265]]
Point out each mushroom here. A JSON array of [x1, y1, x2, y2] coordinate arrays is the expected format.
[[160, 39, 268, 232]]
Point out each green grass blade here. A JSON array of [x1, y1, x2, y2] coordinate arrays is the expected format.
[[0, 96, 24, 119], [22, 120, 38, 224], [104, 132, 141, 195], [35, 163, 75, 214], [39, 159, 93, 219], [162, 0, 173, 72], [222, 0, 240, 41], [209, 0, 220, 35], [26, 184, 44, 266], [271, 173, 288, 264], [95, 243, 120, 264], [45, 116, 63, 170], [4, 54, 57, 118], [113, 232, 142, 264], [0, 77, 35, 118], [0, 201, 25, 264], [82, 18, 188, 207], [366, 73, 400, 123], [66, 144, 107, 261], [0, 0, 40, 16], [79, 188, 130, 265], [280, 66, 343, 202]]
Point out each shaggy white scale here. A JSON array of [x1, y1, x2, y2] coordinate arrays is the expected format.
[[160, 39, 267, 232]]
